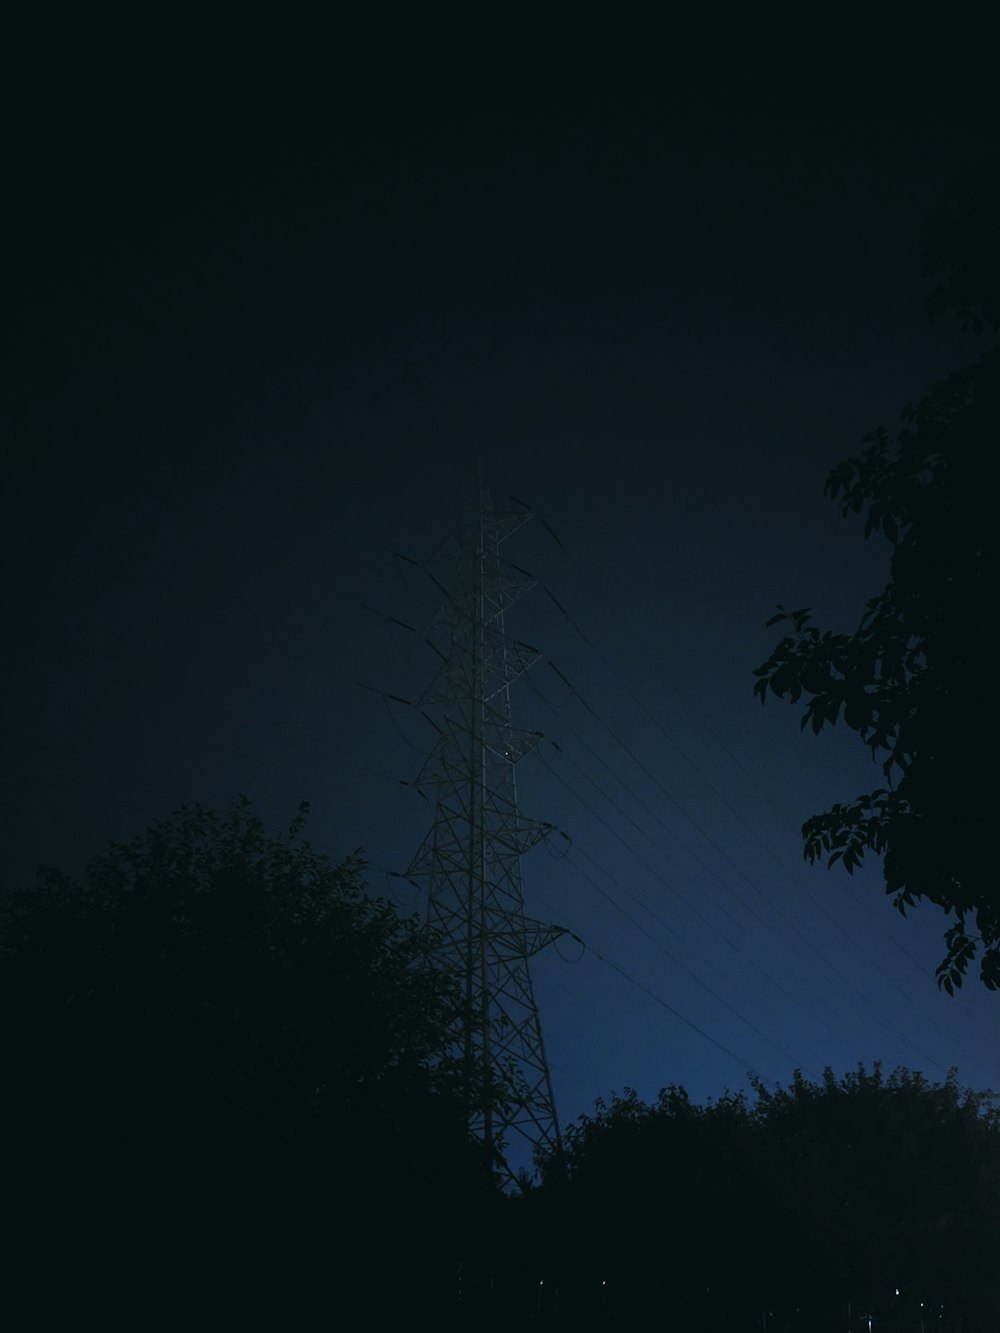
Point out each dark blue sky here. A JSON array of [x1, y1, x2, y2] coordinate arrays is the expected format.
[[5, 15, 997, 1173]]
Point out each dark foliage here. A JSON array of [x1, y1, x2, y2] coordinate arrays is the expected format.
[[754, 165, 998, 989], [2, 799, 491, 1319], [522, 1066, 1000, 1332]]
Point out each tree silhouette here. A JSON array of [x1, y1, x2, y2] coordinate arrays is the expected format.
[[754, 163, 999, 990], [524, 1066, 1000, 1331], [3, 798, 489, 1319]]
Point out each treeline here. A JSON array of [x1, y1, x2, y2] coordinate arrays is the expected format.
[[505, 1069, 999, 1331], [3, 801, 998, 1328]]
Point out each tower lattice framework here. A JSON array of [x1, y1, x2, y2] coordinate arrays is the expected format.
[[405, 470, 564, 1181]]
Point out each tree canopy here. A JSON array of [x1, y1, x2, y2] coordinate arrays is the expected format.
[[2, 798, 489, 1318], [522, 1066, 1000, 1331], [753, 164, 998, 990]]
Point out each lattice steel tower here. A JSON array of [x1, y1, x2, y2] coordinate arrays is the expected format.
[[405, 468, 564, 1183]]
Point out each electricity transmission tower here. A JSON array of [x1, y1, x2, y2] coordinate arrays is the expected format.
[[405, 468, 565, 1184]]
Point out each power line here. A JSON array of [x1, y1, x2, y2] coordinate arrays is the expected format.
[[533, 653, 974, 1066], [373, 583, 949, 1061], [531, 731, 955, 1082], [562, 842, 819, 1076], [521, 503, 981, 1011], [343, 571, 995, 1084], [11, 476, 996, 1097], [574, 935, 764, 1078]]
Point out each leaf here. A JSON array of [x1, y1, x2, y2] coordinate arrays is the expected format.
[[755, 295, 995, 994]]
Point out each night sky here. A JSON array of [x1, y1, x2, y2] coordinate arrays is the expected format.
[[5, 16, 997, 1173]]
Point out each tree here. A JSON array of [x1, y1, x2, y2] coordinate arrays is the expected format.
[[524, 1067, 1000, 1332], [531, 1084, 760, 1328], [753, 164, 999, 991], [746, 1065, 1000, 1328], [2, 798, 489, 1318]]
